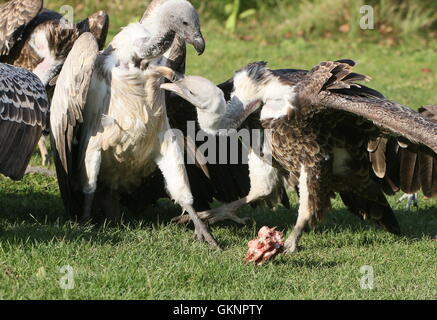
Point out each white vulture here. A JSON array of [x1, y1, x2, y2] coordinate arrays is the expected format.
[[0, 0, 109, 166], [49, 0, 225, 247], [0, 63, 49, 179], [156, 60, 437, 253], [118, 31, 289, 224]]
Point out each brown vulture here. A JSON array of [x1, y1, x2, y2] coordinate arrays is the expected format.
[[156, 60, 437, 253], [0, 0, 109, 166]]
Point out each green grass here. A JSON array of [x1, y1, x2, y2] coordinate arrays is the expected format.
[[1, 12, 437, 299]]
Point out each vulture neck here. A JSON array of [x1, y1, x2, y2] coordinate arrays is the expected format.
[[196, 98, 229, 135], [196, 96, 253, 135], [141, 6, 177, 60]]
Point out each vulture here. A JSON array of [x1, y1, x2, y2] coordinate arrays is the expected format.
[[157, 60, 437, 253], [0, 0, 109, 165], [120, 29, 289, 225], [0, 63, 49, 179], [49, 0, 229, 248]]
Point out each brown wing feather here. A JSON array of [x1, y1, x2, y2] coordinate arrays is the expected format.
[[0, 0, 43, 56], [368, 137, 387, 179], [398, 145, 420, 194]]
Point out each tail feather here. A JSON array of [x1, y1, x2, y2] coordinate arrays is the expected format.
[[340, 191, 401, 234]]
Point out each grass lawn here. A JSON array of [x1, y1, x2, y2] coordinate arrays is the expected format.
[[1, 23, 437, 299]]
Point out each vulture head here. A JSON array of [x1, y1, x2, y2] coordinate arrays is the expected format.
[[141, 0, 205, 55], [157, 64, 269, 135], [28, 19, 80, 86], [157, 66, 229, 135]]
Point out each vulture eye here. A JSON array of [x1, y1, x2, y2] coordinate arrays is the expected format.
[[182, 21, 189, 26]]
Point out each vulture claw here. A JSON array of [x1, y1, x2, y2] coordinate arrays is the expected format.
[[171, 205, 253, 226]]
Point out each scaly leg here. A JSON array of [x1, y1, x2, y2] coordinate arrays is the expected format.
[[172, 149, 286, 225], [80, 149, 102, 225], [38, 136, 50, 166], [156, 124, 219, 248], [172, 197, 252, 225], [284, 166, 312, 253], [284, 164, 330, 254]]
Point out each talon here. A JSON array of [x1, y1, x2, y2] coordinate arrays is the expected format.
[[171, 214, 191, 224]]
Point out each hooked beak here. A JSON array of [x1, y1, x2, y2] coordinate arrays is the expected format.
[[155, 66, 184, 82], [191, 32, 205, 55], [156, 66, 197, 105]]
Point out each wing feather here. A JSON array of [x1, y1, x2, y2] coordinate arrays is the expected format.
[[0, 63, 48, 179], [299, 61, 437, 153], [0, 0, 43, 56], [50, 32, 99, 173]]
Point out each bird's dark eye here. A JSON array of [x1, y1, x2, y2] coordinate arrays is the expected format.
[[183, 21, 189, 26]]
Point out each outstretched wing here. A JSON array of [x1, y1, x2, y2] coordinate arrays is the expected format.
[[0, 0, 43, 56], [50, 32, 99, 217], [295, 60, 437, 199], [296, 60, 437, 154], [0, 63, 48, 180]]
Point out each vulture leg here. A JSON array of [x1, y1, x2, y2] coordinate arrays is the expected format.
[[397, 193, 418, 211], [284, 165, 329, 254], [156, 125, 220, 249], [284, 167, 312, 253], [38, 136, 50, 166], [80, 149, 102, 225], [80, 193, 95, 225], [171, 150, 285, 225]]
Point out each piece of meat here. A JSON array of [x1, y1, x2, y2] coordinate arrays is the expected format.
[[244, 226, 284, 265]]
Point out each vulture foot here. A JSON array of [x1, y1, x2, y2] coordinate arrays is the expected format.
[[397, 193, 418, 211], [283, 230, 303, 254], [172, 205, 253, 226], [184, 205, 221, 249]]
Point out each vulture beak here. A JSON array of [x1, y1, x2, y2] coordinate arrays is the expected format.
[[156, 66, 197, 104], [155, 66, 184, 82], [191, 32, 205, 55]]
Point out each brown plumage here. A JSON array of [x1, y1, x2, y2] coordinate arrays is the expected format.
[[0, 0, 42, 56], [369, 106, 437, 198], [158, 60, 437, 253], [0, 1, 109, 84]]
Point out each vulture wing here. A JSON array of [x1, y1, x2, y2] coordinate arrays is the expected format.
[[0, 63, 48, 180], [0, 0, 43, 56], [297, 60, 437, 153], [294, 60, 437, 198], [50, 32, 99, 218]]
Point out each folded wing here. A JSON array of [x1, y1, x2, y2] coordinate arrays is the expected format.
[[0, 63, 48, 179], [50, 32, 99, 217]]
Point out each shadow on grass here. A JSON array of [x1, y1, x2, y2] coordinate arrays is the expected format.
[[0, 224, 123, 246], [1, 191, 436, 248]]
